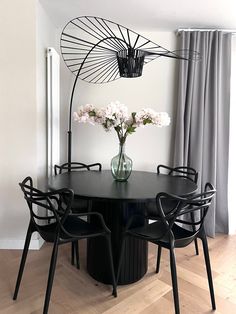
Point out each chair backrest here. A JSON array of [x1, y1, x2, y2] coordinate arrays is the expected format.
[[154, 182, 215, 241], [54, 162, 102, 175], [19, 177, 74, 236], [157, 164, 198, 183]]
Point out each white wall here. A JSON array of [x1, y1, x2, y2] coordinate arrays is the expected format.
[[0, 0, 38, 248], [0, 3, 178, 249], [59, 32, 178, 171], [0, 0, 57, 249]]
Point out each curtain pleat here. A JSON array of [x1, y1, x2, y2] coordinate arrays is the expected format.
[[173, 31, 231, 237]]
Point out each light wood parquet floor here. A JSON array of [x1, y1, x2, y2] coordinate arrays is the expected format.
[[0, 234, 236, 314]]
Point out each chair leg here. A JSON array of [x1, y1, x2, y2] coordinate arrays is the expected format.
[[74, 240, 80, 269], [201, 235, 216, 310], [169, 247, 180, 314], [194, 239, 199, 255], [71, 242, 75, 265], [156, 246, 162, 273], [116, 234, 127, 286], [105, 235, 117, 297], [13, 223, 33, 300], [190, 212, 199, 255], [43, 236, 59, 314]]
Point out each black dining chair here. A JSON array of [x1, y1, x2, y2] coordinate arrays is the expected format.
[[54, 162, 102, 268], [54, 161, 102, 175], [157, 164, 198, 182], [146, 164, 199, 257], [13, 176, 117, 314], [117, 182, 216, 314]]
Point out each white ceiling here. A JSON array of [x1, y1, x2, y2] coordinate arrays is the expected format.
[[40, 0, 236, 31]]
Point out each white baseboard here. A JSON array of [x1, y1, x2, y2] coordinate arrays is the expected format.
[[0, 237, 44, 250]]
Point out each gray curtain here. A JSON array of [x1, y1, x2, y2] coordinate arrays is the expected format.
[[173, 31, 231, 237]]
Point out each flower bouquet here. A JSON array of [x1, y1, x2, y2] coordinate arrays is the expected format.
[[74, 101, 170, 181]]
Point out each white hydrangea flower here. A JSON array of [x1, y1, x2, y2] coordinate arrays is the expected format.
[[155, 112, 171, 126], [73, 102, 170, 143], [104, 101, 128, 123]]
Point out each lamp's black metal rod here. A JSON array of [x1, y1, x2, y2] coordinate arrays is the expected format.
[[67, 47, 93, 169], [67, 66, 82, 171], [67, 36, 127, 169]]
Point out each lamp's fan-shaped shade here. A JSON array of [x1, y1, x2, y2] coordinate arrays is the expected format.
[[60, 16, 200, 84]]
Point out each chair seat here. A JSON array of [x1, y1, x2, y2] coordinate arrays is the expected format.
[[64, 215, 104, 238], [38, 215, 105, 243], [129, 221, 195, 248]]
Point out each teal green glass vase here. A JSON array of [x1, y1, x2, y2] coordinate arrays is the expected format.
[[111, 143, 132, 181]]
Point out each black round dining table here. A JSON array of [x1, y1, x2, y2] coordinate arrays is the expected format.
[[48, 170, 197, 285]]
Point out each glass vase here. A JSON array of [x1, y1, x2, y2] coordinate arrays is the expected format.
[[111, 143, 132, 181]]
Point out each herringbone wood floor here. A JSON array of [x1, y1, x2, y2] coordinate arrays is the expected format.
[[0, 234, 236, 313]]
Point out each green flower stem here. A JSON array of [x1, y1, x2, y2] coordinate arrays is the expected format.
[[116, 141, 124, 176]]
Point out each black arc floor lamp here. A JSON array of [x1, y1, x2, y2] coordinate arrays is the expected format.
[[60, 16, 200, 167]]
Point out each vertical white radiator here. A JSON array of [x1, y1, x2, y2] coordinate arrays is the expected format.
[[46, 47, 60, 177]]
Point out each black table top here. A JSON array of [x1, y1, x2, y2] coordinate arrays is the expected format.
[[48, 170, 197, 202]]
